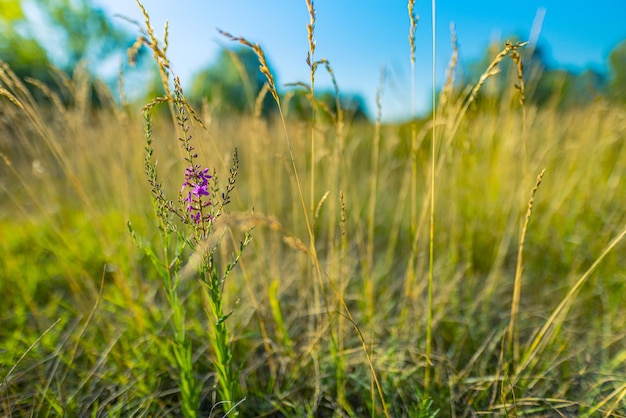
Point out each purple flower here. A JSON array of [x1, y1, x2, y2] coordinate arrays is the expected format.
[[181, 165, 213, 224]]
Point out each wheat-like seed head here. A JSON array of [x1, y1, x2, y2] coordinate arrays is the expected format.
[[439, 23, 459, 112], [162, 20, 169, 56], [509, 45, 527, 106], [0, 86, 23, 110], [319, 59, 344, 126], [0, 152, 11, 166], [127, 37, 143, 67], [218, 29, 278, 103], [407, 0, 418, 67], [0, 61, 28, 110], [282, 235, 310, 255], [339, 191, 347, 239], [306, 0, 317, 65], [130, 0, 181, 105], [466, 41, 528, 108]]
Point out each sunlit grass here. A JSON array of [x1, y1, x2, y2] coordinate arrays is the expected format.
[[1, 1, 626, 416]]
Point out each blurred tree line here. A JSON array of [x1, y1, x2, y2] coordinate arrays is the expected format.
[[461, 37, 626, 109], [190, 46, 368, 121], [0, 0, 368, 120], [1, 0, 626, 118], [0, 0, 132, 99]]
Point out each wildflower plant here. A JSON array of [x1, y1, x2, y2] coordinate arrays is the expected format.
[[128, 79, 250, 416], [128, 40, 250, 415]]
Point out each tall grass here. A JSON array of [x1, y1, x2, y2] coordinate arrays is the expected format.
[[1, 1, 625, 416]]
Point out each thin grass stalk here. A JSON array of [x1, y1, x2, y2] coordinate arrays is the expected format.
[[306, 0, 317, 223], [340, 310, 390, 417], [438, 23, 459, 115], [590, 382, 626, 418], [398, 125, 430, 317], [507, 169, 545, 369], [0, 84, 23, 109], [227, 48, 258, 113], [507, 55, 531, 368], [317, 57, 351, 412], [511, 44, 528, 185], [304, 1, 324, 337], [404, 0, 420, 318], [1, 319, 62, 393], [370, 331, 375, 418], [425, 0, 437, 392], [337, 191, 348, 412], [365, 69, 384, 321], [382, 150, 413, 274], [64, 270, 106, 406], [216, 25, 389, 416], [319, 59, 343, 261]]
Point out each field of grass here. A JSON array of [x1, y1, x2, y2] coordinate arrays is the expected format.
[[1, 2, 626, 417]]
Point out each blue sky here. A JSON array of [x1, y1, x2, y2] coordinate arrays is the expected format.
[[96, 1, 626, 120]]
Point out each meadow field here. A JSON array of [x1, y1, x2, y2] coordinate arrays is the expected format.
[[1, 2, 625, 417]]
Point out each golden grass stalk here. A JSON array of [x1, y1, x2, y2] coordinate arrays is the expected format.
[[364, 69, 385, 321], [507, 169, 546, 365], [0, 85, 23, 109], [404, 0, 420, 308], [509, 41, 529, 190], [338, 190, 348, 410], [317, 58, 344, 294], [306, 0, 317, 224], [425, 0, 436, 392]]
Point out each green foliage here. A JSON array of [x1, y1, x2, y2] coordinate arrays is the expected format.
[[607, 39, 626, 104], [533, 68, 605, 108], [0, 0, 133, 103], [285, 87, 369, 122], [0, 0, 25, 20], [0, 0, 54, 83], [190, 47, 276, 116], [189, 47, 371, 121], [37, 0, 130, 70]]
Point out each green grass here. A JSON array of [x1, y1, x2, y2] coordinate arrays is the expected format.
[[1, 2, 626, 417]]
